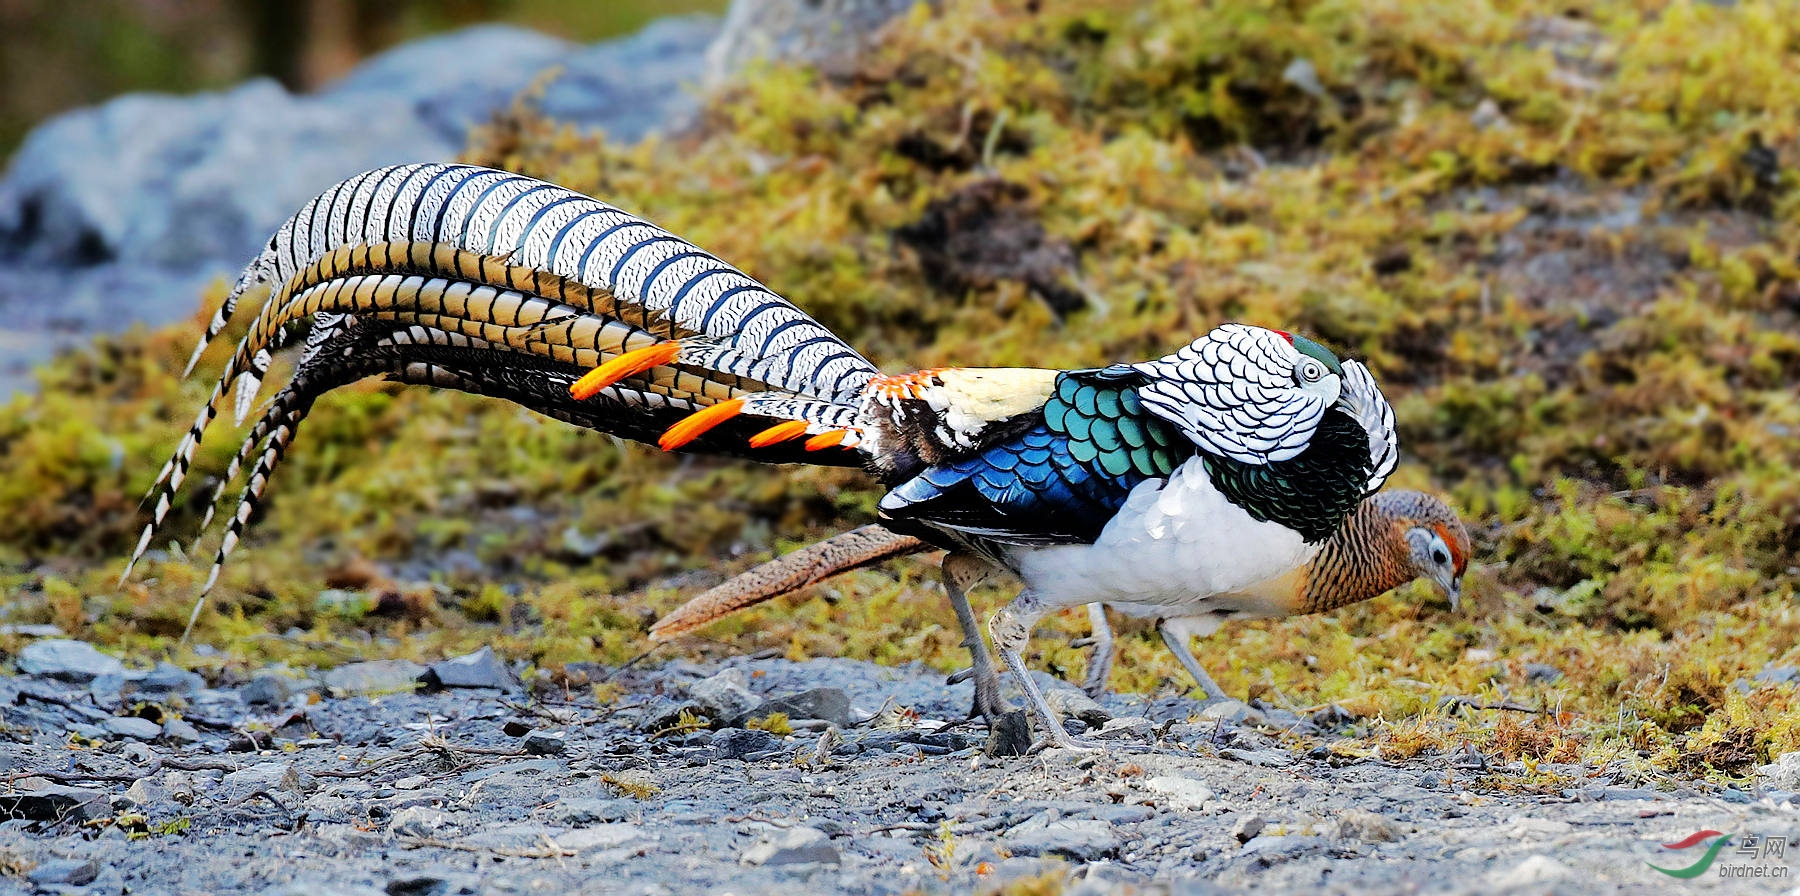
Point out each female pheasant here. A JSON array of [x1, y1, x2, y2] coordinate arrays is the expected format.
[[126, 163, 1398, 751]]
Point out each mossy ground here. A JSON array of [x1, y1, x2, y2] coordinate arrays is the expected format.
[[3, 0, 1798, 786]]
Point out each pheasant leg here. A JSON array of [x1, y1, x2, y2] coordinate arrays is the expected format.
[[991, 592, 1102, 753], [1159, 621, 1231, 702], [1080, 603, 1116, 698], [941, 552, 1007, 722]]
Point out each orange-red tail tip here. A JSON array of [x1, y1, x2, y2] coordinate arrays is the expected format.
[[747, 420, 812, 449], [804, 429, 850, 451], [570, 341, 682, 400], [659, 399, 747, 451]]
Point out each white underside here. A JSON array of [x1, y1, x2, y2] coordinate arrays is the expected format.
[[1010, 456, 1318, 618]]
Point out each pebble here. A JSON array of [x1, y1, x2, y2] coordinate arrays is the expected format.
[[1044, 688, 1112, 727], [1005, 815, 1119, 862], [756, 687, 853, 727], [129, 662, 205, 696], [160, 717, 203, 743], [102, 716, 163, 740], [712, 727, 782, 761], [17, 639, 124, 682], [243, 673, 295, 706], [1334, 808, 1407, 842], [1144, 776, 1216, 810], [1199, 699, 1263, 725], [1239, 834, 1328, 860], [1486, 854, 1573, 887], [557, 823, 648, 852], [1759, 750, 1800, 790], [688, 667, 762, 723], [419, 645, 523, 693], [1221, 747, 1293, 767], [1523, 662, 1564, 684], [1231, 813, 1267, 843], [220, 761, 314, 797], [389, 806, 453, 838], [740, 825, 840, 866], [1755, 665, 1799, 685], [29, 858, 100, 887], [554, 798, 638, 824], [1094, 716, 1155, 740], [122, 777, 167, 809], [523, 730, 567, 755]]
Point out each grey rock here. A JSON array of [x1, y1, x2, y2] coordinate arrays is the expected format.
[[522, 730, 567, 755], [321, 660, 425, 696], [122, 777, 168, 809], [554, 798, 637, 824], [1006, 815, 1119, 862], [1758, 750, 1800, 790], [713, 727, 782, 761], [16, 639, 124, 682], [389, 806, 453, 839], [0, 785, 109, 822], [1221, 748, 1293, 767], [420, 646, 523, 693], [1231, 813, 1267, 843], [688, 667, 762, 723], [556, 823, 650, 852], [243, 673, 295, 706], [1094, 716, 1155, 740], [29, 858, 100, 886], [220, 761, 315, 797], [129, 661, 205, 696], [704, 0, 914, 87], [1044, 688, 1112, 727], [757, 687, 852, 727], [0, 623, 64, 637], [1199, 699, 1263, 725], [1239, 834, 1328, 860], [1334, 808, 1408, 842], [1756, 665, 1800, 685], [1523, 662, 1564, 684], [101, 716, 163, 741], [1144, 776, 1216, 811], [261, 881, 388, 896], [160, 717, 202, 743], [740, 825, 839, 866]]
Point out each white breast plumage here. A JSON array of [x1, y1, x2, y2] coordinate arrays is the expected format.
[[1010, 457, 1319, 609]]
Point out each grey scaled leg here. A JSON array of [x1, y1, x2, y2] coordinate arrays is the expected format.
[[1080, 603, 1115, 698], [1159, 617, 1231, 702], [991, 590, 1102, 753], [942, 552, 1007, 722]]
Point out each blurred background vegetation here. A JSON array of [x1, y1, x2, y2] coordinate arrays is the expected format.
[[0, 0, 726, 158], [2, 0, 1798, 787]]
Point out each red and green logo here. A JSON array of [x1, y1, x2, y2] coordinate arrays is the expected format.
[[1647, 830, 1732, 879]]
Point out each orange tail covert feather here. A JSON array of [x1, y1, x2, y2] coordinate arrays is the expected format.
[[659, 398, 747, 451], [748, 420, 812, 448], [569, 341, 683, 400], [804, 429, 849, 451]]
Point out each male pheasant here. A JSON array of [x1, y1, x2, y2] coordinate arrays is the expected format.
[[126, 163, 1398, 751], [651, 489, 1469, 705]]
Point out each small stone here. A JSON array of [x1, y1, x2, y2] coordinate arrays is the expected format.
[[740, 825, 839, 866], [984, 709, 1033, 758], [1199, 699, 1263, 725], [131, 662, 205, 696], [393, 775, 430, 790], [243, 673, 294, 706], [1486, 855, 1572, 887], [1240, 834, 1327, 859], [122, 777, 168, 809], [1756, 665, 1800, 685], [0, 785, 109, 822], [0, 623, 63, 637], [756, 687, 852, 727], [221, 761, 315, 797], [160, 718, 202, 743], [1334, 808, 1407, 842], [389, 806, 452, 838], [102, 716, 163, 741], [1523, 662, 1564, 684], [502, 720, 532, 737], [1310, 704, 1358, 729], [712, 727, 781, 761], [1005, 815, 1118, 862], [1144, 776, 1216, 811], [1093, 716, 1155, 740], [688, 668, 761, 723], [1762, 751, 1800, 790], [28, 859, 99, 887], [17, 639, 124, 683], [1231, 813, 1267, 843], [419, 645, 523, 693], [554, 798, 636, 824], [555, 823, 644, 852], [522, 730, 566, 755], [1044, 688, 1111, 727], [1221, 748, 1292, 767], [320, 660, 425, 696]]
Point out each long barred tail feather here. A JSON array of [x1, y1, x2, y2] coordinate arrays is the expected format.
[[648, 525, 929, 641], [132, 165, 887, 593]]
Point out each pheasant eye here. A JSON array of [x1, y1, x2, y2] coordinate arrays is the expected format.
[[1432, 547, 1449, 566], [1296, 360, 1325, 383]]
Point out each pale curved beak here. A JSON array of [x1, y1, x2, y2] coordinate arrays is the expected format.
[[1431, 570, 1462, 612]]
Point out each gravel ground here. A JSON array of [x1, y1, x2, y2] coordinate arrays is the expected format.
[[2, 641, 1797, 895]]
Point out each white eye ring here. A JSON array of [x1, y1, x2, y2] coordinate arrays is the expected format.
[[1298, 360, 1325, 383]]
